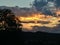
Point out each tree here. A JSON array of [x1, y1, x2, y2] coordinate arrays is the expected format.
[[0, 9, 5, 30], [0, 9, 22, 31]]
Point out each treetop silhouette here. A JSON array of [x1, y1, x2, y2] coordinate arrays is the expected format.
[[0, 9, 22, 31]]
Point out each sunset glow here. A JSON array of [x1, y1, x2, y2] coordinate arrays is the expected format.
[[18, 12, 60, 30]]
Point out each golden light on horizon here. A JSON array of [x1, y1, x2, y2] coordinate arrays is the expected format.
[[17, 12, 60, 30]]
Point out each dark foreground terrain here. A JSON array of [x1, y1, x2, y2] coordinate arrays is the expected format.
[[0, 30, 60, 45]]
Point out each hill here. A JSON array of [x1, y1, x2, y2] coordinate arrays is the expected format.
[[0, 30, 60, 45]]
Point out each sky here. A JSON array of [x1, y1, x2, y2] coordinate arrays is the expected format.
[[0, 0, 34, 7]]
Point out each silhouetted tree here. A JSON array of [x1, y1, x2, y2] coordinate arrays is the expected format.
[[0, 9, 22, 31], [0, 9, 3, 21], [0, 9, 4, 30]]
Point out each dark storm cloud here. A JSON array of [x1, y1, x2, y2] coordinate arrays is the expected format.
[[55, 0, 60, 7], [33, 0, 60, 15]]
